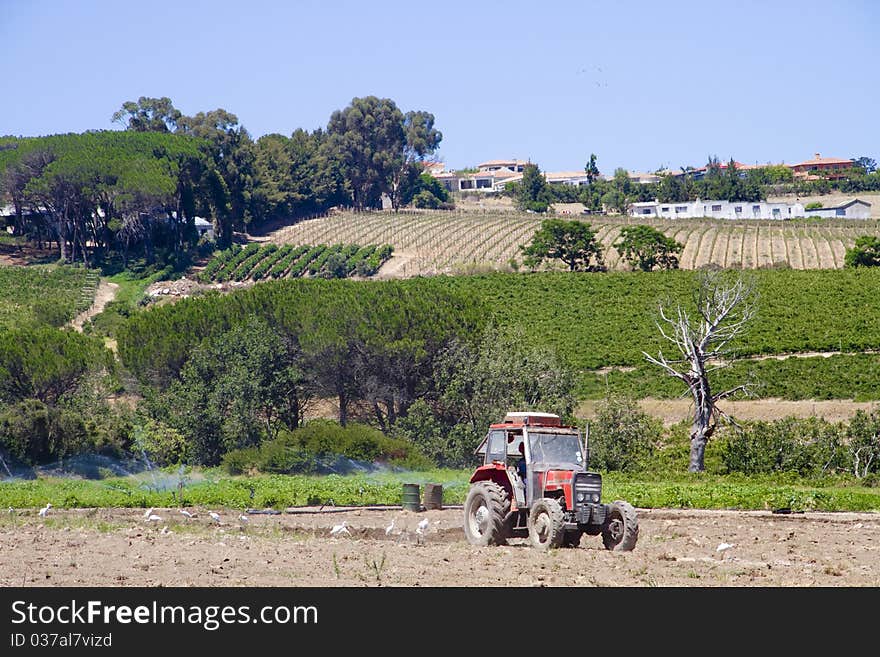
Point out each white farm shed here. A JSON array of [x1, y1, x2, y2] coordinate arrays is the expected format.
[[628, 199, 805, 220], [803, 199, 872, 219]]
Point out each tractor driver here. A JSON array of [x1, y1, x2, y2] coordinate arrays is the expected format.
[[516, 442, 526, 478], [515, 442, 527, 489]]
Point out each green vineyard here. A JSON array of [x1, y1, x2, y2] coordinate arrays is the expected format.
[[197, 242, 394, 283], [0, 264, 97, 329]]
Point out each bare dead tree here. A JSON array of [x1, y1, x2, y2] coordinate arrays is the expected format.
[[643, 271, 757, 472]]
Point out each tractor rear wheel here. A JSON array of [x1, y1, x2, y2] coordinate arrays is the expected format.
[[528, 498, 565, 550], [601, 500, 639, 551], [463, 481, 510, 546]]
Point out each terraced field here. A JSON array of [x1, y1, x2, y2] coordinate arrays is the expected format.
[[269, 210, 880, 276]]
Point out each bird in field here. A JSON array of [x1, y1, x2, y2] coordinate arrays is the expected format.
[[178, 508, 194, 519], [147, 514, 162, 522], [209, 512, 221, 523], [160, 526, 172, 535], [143, 507, 154, 519], [8, 506, 14, 515], [385, 519, 395, 536], [716, 542, 735, 552], [330, 521, 350, 537], [416, 518, 430, 535], [38, 503, 52, 517], [239, 514, 249, 523]]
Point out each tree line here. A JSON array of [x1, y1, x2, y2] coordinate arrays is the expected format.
[[0, 95, 445, 265], [509, 155, 880, 214]]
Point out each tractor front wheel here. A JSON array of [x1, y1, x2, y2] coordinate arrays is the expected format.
[[528, 498, 565, 550], [463, 481, 510, 546], [601, 500, 639, 551]]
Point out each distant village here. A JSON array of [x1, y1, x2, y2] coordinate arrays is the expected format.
[[424, 154, 873, 220]]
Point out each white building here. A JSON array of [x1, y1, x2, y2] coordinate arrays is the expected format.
[[802, 198, 872, 219], [194, 216, 214, 239], [628, 199, 806, 220]]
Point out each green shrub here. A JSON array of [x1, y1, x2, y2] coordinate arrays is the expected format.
[[844, 410, 880, 478], [221, 420, 431, 475], [721, 417, 846, 476], [805, 201, 823, 210], [132, 419, 188, 467], [845, 236, 880, 268], [0, 399, 89, 464], [586, 395, 660, 471], [31, 300, 71, 328]]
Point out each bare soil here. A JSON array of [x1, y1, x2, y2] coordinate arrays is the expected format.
[[577, 398, 880, 426], [1, 506, 877, 587]]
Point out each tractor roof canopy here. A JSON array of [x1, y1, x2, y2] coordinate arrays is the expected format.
[[494, 412, 562, 428]]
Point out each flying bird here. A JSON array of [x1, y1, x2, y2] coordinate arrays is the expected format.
[[178, 508, 194, 518], [209, 512, 221, 523], [330, 521, 350, 537], [385, 519, 395, 536], [38, 503, 52, 517]]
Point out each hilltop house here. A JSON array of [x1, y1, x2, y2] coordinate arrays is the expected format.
[[790, 153, 855, 180]]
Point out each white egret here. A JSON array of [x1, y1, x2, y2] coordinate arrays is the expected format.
[[385, 519, 395, 536], [416, 518, 430, 535], [716, 542, 735, 552], [143, 507, 154, 519], [38, 503, 52, 517], [209, 512, 221, 523], [147, 514, 162, 522], [330, 521, 350, 537], [178, 509, 194, 518]]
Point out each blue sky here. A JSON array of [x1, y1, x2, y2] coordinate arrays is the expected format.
[[1, 0, 877, 175]]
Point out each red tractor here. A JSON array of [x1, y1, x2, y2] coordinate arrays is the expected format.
[[463, 411, 638, 551]]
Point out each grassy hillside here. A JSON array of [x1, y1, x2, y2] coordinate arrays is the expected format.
[[0, 264, 98, 329], [269, 209, 880, 274]]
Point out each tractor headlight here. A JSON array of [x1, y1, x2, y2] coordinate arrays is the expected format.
[[591, 493, 600, 502], [577, 492, 585, 502]]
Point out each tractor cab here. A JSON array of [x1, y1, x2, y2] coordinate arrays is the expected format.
[[473, 412, 587, 508]]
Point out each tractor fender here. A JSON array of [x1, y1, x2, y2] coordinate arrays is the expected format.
[[469, 465, 516, 506]]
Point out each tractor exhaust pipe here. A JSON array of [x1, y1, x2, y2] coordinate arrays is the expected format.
[[582, 422, 590, 468]]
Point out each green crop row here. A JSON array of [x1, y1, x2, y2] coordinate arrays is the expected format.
[[197, 244, 242, 282], [270, 245, 309, 278], [1, 469, 878, 512], [199, 243, 393, 282]]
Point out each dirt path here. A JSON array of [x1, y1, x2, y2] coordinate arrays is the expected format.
[[1, 507, 877, 587], [376, 253, 414, 279], [69, 279, 119, 332], [577, 397, 879, 425]]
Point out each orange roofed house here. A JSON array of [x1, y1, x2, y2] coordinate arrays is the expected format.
[[790, 153, 855, 180]]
